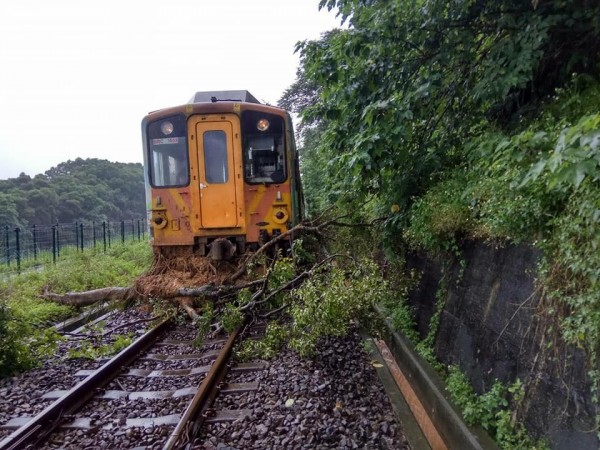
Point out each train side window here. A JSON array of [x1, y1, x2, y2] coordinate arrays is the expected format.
[[203, 130, 228, 184], [149, 137, 189, 187]]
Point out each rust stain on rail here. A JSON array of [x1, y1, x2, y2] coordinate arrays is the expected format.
[[375, 339, 448, 450]]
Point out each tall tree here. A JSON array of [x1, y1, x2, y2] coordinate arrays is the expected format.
[[294, 0, 600, 214]]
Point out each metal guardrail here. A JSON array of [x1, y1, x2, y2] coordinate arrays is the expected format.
[[0, 219, 147, 273]]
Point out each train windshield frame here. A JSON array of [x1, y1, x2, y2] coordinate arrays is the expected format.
[[147, 115, 189, 188], [241, 111, 287, 185]]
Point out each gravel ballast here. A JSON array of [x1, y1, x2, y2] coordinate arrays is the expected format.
[[197, 328, 411, 449], [2, 314, 413, 449], [0, 309, 155, 440]]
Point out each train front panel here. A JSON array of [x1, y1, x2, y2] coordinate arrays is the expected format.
[[142, 99, 300, 255]]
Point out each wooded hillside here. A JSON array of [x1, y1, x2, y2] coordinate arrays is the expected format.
[[280, 0, 600, 446], [0, 158, 145, 227]]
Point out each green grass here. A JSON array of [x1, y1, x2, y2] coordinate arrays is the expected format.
[[0, 240, 152, 377]]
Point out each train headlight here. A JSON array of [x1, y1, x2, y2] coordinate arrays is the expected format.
[[152, 212, 168, 229], [160, 121, 174, 135], [257, 118, 270, 131], [273, 208, 289, 224]]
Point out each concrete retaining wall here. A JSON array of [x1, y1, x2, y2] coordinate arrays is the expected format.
[[406, 240, 598, 450]]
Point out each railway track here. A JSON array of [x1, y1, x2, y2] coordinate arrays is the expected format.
[[0, 318, 261, 450], [1, 306, 427, 449], [0, 286, 506, 450], [193, 328, 410, 449], [0, 307, 151, 434]]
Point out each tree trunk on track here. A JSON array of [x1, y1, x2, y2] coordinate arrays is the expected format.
[[41, 287, 135, 307], [39, 215, 377, 318]]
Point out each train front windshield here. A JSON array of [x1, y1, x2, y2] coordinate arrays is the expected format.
[[147, 115, 189, 187], [242, 111, 286, 184]]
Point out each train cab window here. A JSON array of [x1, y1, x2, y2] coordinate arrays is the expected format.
[[242, 111, 286, 184], [149, 137, 189, 187], [147, 115, 189, 187], [203, 130, 228, 184]]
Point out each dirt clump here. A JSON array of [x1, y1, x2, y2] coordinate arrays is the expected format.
[[135, 250, 242, 299]]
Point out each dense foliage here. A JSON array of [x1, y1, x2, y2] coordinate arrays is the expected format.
[[280, 0, 600, 445], [238, 255, 385, 359], [446, 367, 547, 449], [0, 158, 145, 227], [290, 0, 599, 215]]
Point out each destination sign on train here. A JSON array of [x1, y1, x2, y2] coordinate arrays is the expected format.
[[152, 137, 180, 145]]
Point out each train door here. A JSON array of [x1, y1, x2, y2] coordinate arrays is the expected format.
[[194, 118, 240, 228]]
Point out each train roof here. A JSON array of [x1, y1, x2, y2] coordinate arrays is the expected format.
[[188, 90, 260, 104]]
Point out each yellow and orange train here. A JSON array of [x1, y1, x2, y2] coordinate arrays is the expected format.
[[141, 90, 304, 259]]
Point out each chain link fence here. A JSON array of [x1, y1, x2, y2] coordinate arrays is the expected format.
[[0, 219, 147, 273]]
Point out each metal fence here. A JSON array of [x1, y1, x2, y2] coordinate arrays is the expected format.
[[1, 219, 147, 273]]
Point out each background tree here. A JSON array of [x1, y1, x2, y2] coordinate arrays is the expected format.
[[0, 158, 145, 226]]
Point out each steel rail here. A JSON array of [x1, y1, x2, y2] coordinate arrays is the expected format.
[[0, 317, 172, 450], [163, 325, 243, 450], [53, 302, 112, 333]]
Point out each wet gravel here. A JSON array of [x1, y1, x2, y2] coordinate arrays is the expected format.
[[29, 321, 213, 449], [0, 308, 155, 439], [105, 373, 206, 392], [196, 328, 410, 449], [2, 315, 411, 450]]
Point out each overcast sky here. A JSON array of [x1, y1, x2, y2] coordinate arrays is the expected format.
[[0, 0, 340, 180]]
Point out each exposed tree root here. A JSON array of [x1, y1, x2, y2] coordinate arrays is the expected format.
[[179, 297, 201, 321]]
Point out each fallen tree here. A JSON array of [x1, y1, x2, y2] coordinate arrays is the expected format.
[[41, 286, 135, 307], [38, 207, 394, 358], [36, 208, 394, 362], [39, 215, 368, 323]]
